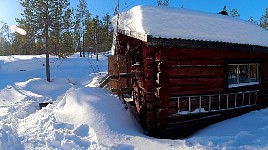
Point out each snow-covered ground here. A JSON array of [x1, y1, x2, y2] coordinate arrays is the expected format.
[[0, 53, 268, 150]]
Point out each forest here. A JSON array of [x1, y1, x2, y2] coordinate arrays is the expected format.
[[0, 0, 113, 58], [1, 0, 268, 58]]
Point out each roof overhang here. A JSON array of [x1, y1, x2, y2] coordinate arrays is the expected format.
[[118, 30, 268, 53], [118, 29, 147, 42]]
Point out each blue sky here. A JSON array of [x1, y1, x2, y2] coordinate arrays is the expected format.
[[0, 0, 268, 25]]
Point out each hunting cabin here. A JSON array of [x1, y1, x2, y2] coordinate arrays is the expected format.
[[107, 5, 268, 139]]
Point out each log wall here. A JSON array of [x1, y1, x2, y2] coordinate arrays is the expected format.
[[155, 48, 268, 131], [117, 33, 268, 138], [158, 48, 268, 94]]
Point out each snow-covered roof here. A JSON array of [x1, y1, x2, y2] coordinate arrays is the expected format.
[[116, 5, 268, 47]]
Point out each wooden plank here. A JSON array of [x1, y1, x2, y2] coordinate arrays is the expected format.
[[158, 67, 224, 78], [108, 55, 127, 74], [144, 57, 155, 67], [262, 81, 268, 93], [145, 93, 156, 101], [110, 73, 132, 79], [161, 59, 223, 66], [142, 46, 155, 58], [144, 79, 155, 90], [144, 67, 155, 78], [168, 88, 224, 97], [156, 48, 266, 61], [132, 70, 144, 80], [157, 86, 224, 99], [158, 77, 223, 87], [166, 84, 224, 94], [156, 48, 224, 61]]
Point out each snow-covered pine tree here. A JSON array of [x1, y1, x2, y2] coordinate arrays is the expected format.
[[157, 0, 169, 6], [248, 16, 257, 24], [260, 8, 268, 30], [230, 8, 240, 18]]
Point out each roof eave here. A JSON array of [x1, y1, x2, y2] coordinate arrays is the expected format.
[[118, 29, 148, 42], [147, 37, 268, 53]]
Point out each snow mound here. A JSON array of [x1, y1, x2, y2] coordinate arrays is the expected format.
[[1, 53, 268, 149]]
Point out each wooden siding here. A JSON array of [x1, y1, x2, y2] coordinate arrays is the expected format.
[[156, 48, 268, 96], [116, 33, 268, 138]]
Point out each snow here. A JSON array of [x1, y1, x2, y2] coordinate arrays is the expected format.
[[1, 53, 268, 149], [229, 82, 260, 88], [116, 5, 268, 47]]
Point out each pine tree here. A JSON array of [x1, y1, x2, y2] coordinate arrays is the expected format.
[[248, 16, 256, 24], [230, 8, 240, 18], [15, 0, 38, 54], [74, 0, 90, 57], [60, 8, 75, 57], [260, 8, 268, 30], [49, 0, 73, 57], [11, 28, 31, 55], [85, 16, 101, 60], [101, 14, 113, 52], [0, 21, 13, 55], [18, 0, 72, 82], [157, 0, 169, 6]]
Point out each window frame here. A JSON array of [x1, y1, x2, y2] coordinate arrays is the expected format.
[[224, 58, 262, 92]]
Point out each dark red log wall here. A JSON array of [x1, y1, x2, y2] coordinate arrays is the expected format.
[[156, 48, 268, 96], [117, 33, 268, 136]]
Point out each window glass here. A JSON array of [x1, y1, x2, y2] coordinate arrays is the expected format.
[[249, 64, 258, 82], [228, 63, 260, 88], [239, 65, 248, 83], [228, 65, 238, 84]]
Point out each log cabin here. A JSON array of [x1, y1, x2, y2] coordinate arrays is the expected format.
[[109, 5, 268, 139]]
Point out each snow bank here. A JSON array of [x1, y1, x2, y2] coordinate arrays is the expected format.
[[0, 53, 268, 149]]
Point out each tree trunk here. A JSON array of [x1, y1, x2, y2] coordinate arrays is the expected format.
[[82, 31, 85, 57], [45, 4, 51, 82], [79, 39, 82, 57]]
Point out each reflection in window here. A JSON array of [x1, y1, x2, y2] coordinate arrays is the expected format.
[[228, 65, 238, 84], [239, 65, 248, 83], [249, 64, 258, 82], [228, 63, 259, 88]]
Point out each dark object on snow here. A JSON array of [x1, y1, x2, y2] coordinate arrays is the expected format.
[[218, 6, 228, 16], [39, 102, 52, 109], [219, 10, 228, 16]]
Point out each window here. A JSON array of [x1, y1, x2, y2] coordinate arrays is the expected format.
[[228, 63, 260, 88], [131, 46, 142, 66]]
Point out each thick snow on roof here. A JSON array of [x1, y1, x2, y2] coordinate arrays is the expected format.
[[116, 5, 268, 47]]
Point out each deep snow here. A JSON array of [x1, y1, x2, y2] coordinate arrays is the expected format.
[[115, 5, 268, 47], [0, 53, 268, 150]]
